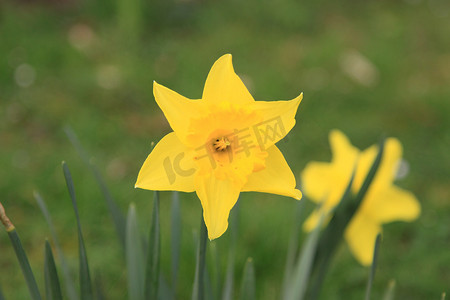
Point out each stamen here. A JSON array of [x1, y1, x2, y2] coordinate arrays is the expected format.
[[213, 137, 231, 152]]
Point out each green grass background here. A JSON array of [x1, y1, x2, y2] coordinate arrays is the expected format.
[[0, 0, 449, 299]]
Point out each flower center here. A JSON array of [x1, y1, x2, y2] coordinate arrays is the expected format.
[[213, 137, 231, 152]]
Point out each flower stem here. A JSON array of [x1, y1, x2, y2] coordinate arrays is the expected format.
[[192, 214, 208, 300]]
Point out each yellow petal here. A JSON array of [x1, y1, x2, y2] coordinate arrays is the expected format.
[[345, 213, 381, 266], [195, 174, 241, 240], [301, 162, 332, 203], [250, 93, 303, 150], [135, 132, 196, 192], [153, 81, 204, 144], [367, 186, 421, 223], [355, 138, 402, 190], [242, 145, 302, 200], [329, 129, 359, 169], [202, 54, 254, 105]]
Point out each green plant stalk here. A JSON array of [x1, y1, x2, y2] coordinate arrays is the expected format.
[[44, 240, 63, 300], [239, 258, 255, 300], [307, 138, 386, 299], [365, 233, 382, 300], [62, 162, 94, 300], [35, 191, 78, 300], [144, 191, 161, 300], [0, 202, 42, 300], [192, 214, 208, 300]]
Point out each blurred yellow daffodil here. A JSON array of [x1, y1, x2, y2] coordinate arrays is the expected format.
[[136, 54, 302, 240], [301, 130, 421, 265]]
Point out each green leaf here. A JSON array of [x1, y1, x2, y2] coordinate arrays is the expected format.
[[284, 211, 325, 300], [222, 201, 240, 300], [192, 215, 208, 300], [365, 233, 382, 300], [239, 258, 255, 300], [8, 228, 43, 300], [382, 280, 396, 300], [144, 192, 161, 300], [62, 161, 94, 300], [34, 191, 78, 300], [308, 137, 386, 299], [281, 200, 305, 298], [126, 203, 145, 300], [44, 240, 63, 300], [65, 127, 127, 250], [0, 202, 42, 300], [171, 192, 181, 291]]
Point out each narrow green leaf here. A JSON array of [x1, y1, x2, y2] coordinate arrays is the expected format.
[[308, 138, 386, 300], [171, 191, 181, 291], [0, 202, 42, 300], [382, 280, 396, 300], [222, 201, 240, 300], [285, 211, 325, 300], [192, 215, 208, 300], [62, 161, 93, 300], [65, 127, 127, 249], [8, 229, 43, 300], [365, 233, 382, 300], [239, 258, 255, 300], [34, 191, 78, 300], [281, 200, 305, 298], [44, 240, 63, 300], [126, 203, 145, 300], [144, 192, 161, 300]]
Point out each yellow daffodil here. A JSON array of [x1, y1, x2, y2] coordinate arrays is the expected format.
[[136, 54, 303, 240], [301, 130, 420, 265]]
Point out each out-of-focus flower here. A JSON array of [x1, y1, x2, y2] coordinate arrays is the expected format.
[[301, 130, 421, 265], [136, 54, 303, 240]]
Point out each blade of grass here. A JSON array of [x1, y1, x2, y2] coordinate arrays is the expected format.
[[62, 161, 93, 300], [284, 211, 325, 300], [0, 285, 5, 300], [64, 126, 127, 249], [382, 280, 396, 300], [239, 258, 255, 300], [192, 214, 208, 300], [144, 192, 161, 300], [34, 191, 78, 300], [44, 240, 63, 300], [308, 138, 386, 299], [365, 233, 382, 300], [222, 201, 240, 300], [126, 203, 145, 300], [0, 202, 42, 300], [171, 191, 181, 291]]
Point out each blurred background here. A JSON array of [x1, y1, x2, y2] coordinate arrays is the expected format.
[[0, 0, 449, 299]]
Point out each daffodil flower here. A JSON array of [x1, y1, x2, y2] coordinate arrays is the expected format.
[[136, 54, 302, 240], [301, 130, 421, 265]]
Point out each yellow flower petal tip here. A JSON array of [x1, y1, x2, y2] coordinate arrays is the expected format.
[[302, 130, 420, 265], [136, 54, 303, 239]]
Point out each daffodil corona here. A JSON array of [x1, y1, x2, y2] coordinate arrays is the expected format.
[[136, 54, 302, 240], [301, 130, 421, 265]]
